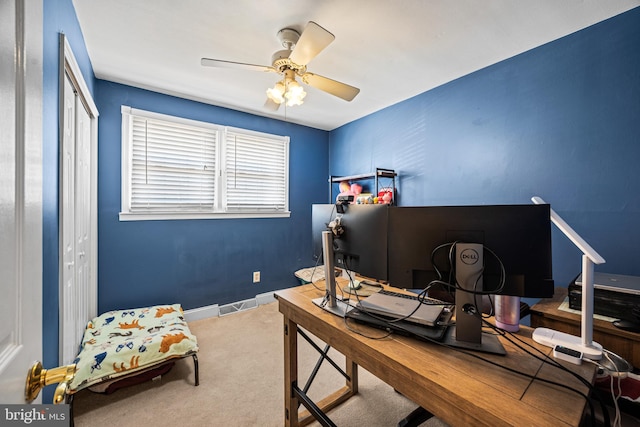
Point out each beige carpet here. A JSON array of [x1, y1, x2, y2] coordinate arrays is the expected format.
[[71, 301, 449, 427]]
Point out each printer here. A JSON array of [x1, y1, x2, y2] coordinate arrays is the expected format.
[[568, 272, 640, 321]]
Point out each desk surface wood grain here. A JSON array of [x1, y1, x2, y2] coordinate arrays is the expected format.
[[277, 282, 595, 427]]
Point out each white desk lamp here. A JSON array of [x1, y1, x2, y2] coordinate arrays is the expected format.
[[531, 196, 605, 360]]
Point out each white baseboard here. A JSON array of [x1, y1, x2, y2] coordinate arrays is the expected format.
[[183, 304, 220, 322], [256, 291, 277, 305], [184, 290, 279, 322]]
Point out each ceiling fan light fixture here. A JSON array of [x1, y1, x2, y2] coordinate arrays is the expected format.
[[202, 21, 360, 110], [284, 79, 306, 106], [266, 81, 286, 104]]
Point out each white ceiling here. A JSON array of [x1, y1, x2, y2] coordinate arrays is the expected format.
[[72, 0, 639, 131]]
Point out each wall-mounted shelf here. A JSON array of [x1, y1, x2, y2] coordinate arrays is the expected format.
[[329, 168, 397, 204]]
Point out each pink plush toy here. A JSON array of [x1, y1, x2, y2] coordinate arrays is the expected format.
[[378, 189, 393, 204], [337, 181, 356, 203]]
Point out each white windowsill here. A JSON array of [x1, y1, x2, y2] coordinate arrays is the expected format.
[[119, 211, 291, 221]]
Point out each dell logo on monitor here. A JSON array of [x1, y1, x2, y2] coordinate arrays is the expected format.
[[460, 248, 480, 265]]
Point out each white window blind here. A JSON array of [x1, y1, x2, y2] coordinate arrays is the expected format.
[[120, 106, 290, 220], [225, 129, 288, 212], [130, 115, 217, 212]]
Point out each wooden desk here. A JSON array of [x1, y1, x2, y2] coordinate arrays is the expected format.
[[276, 283, 595, 427], [530, 287, 640, 369]]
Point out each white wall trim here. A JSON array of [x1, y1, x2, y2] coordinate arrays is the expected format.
[[183, 290, 279, 322], [183, 304, 220, 322], [256, 291, 277, 305]]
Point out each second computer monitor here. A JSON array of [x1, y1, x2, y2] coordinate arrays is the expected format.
[[312, 203, 389, 282]]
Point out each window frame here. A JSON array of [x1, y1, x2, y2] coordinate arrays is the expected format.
[[119, 106, 290, 221]]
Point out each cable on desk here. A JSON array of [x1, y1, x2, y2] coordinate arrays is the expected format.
[[334, 282, 606, 425], [381, 318, 604, 427], [343, 316, 393, 341], [308, 204, 340, 293], [307, 244, 330, 293], [424, 244, 607, 424], [583, 349, 631, 427], [603, 351, 622, 427], [311, 258, 392, 340], [335, 266, 608, 425], [428, 242, 507, 318], [484, 321, 610, 427], [340, 293, 395, 341], [311, 232, 606, 424]]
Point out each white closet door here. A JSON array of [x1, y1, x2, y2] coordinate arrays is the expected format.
[[60, 74, 78, 364], [74, 90, 93, 356], [60, 73, 94, 364], [58, 34, 99, 366]]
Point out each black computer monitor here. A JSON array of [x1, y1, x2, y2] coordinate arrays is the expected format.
[[387, 204, 554, 298], [312, 203, 389, 282], [312, 203, 553, 354], [387, 204, 553, 354]]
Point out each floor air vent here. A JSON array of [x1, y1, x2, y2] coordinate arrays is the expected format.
[[219, 298, 258, 316]]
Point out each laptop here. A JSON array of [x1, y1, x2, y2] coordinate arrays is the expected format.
[[346, 308, 452, 342], [356, 292, 445, 326]]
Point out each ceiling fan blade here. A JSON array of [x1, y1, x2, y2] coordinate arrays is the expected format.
[[264, 97, 281, 111], [301, 73, 360, 102], [289, 21, 335, 66], [201, 58, 275, 73]]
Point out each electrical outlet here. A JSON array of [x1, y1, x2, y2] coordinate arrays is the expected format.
[[253, 271, 260, 283]]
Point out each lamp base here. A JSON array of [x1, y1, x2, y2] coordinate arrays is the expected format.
[[532, 327, 603, 360]]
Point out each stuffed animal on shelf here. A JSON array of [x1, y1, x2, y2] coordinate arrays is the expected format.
[[378, 189, 393, 204], [336, 180, 393, 204], [337, 181, 361, 203]]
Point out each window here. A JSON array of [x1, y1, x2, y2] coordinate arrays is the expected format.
[[120, 106, 290, 220]]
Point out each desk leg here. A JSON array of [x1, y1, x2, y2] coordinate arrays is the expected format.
[[284, 316, 299, 427], [283, 315, 359, 427], [346, 357, 358, 395]]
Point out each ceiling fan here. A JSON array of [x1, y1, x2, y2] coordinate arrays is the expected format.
[[201, 21, 360, 110]]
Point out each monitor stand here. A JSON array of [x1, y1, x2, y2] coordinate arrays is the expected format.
[[445, 243, 506, 356], [312, 295, 352, 317], [312, 230, 353, 317], [442, 326, 506, 355]]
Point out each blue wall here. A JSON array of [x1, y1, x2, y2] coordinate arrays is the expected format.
[[40, 1, 639, 401], [41, 1, 328, 401], [96, 81, 329, 313], [42, 0, 97, 402], [330, 7, 640, 293]]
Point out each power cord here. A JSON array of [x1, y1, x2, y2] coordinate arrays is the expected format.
[[428, 242, 506, 318], [582, 348, 633, 427], [603, 351, 622, 427], [313, 231, 606, 424], [485, 321, 611, 427]]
